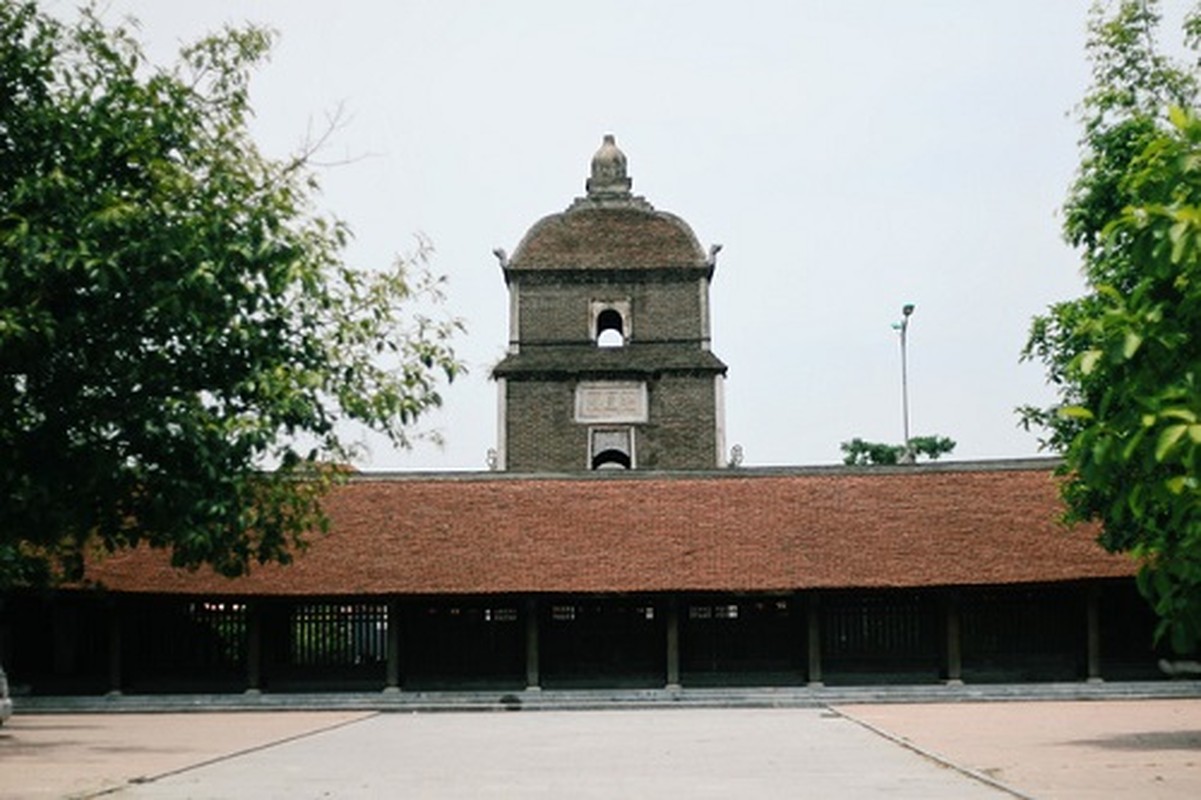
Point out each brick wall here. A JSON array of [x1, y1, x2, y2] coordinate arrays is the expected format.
[[641, 374, 719, 469], [517, 275, 706, 344], [505, 373, 718, 472], [505, 379, 584, 471]]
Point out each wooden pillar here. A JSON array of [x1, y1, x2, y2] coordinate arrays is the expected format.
[[384, 599, 402, 693], [1086, 584, 1103, 683], [945, 591, 963, 686], [525, 597, 541, 691], [106, 597, 122, 696], [245, 602, 262, 694], [665, 596, 681, 690], [806, 593, 823, 687]]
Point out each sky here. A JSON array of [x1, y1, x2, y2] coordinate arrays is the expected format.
[[47, 1, 1198, 471]]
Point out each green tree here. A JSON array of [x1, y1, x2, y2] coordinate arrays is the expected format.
[[840, 435, 956, 466], [1021, 0, 1201, 651], [0, 3, 462, 585]]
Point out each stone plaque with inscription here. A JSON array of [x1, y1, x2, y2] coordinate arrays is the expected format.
[[575, 381, 648, 423]]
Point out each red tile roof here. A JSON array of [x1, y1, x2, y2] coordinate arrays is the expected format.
[[86, 460, 1134, 597]]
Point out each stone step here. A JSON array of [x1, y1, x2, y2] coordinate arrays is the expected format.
[[14, 680, 1201, 715]]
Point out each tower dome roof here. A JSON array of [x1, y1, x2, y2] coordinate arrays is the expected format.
[[507, 135, 708, 272]]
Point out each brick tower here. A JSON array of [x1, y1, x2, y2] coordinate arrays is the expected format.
[[493, 135, 727, 471]]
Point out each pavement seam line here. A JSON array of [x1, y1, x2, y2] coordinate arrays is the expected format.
[[829, 706, 1037, 800], [79, 712, 381, 798]]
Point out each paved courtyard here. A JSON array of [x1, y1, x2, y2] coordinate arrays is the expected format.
[[838, 700, 1201, 799], [1, 700, 1198, 798]]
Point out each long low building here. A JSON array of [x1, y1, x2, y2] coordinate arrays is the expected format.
[[1, 460, 1163, 695]]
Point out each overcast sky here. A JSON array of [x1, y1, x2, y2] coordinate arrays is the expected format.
[[52, 1, 1198, 470]]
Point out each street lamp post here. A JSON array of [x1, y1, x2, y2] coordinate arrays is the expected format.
[[893, 303, 916, 464]]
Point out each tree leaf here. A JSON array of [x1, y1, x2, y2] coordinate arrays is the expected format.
[[1169, 104, 1190, 131], [1080, 349, 1104, 375], [1122, 331, 1143, 358], [1156, 424, 1188, 462], [1058, 405, 1095, 421], [1165, 476, 1190, 494]]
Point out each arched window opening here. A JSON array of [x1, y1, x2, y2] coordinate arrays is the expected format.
[[592, 449, 632, 470], [590, 428, 633, 470], [595, 308, 625, 348]]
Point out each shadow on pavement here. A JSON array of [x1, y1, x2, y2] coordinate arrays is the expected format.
[[1071, 730, 1201, 751]]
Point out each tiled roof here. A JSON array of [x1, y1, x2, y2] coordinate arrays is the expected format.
[[85, 461, 1133, 597], [508, 205, 707, 271], [493, 343, 727, 378]]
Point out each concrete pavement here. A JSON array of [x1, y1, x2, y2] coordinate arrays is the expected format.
[[0, 712, 370, 800], [108, 709, 1011, 799], [2, 700, 1199, 798], [837, 700, 1201, 800]]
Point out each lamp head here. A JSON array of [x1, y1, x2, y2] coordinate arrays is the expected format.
[[902, 303, 915, 317]]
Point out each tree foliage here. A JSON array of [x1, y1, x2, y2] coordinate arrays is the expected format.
[[1021, 0, 1201, 652], [0, 3, 462, 585], [840, 435, 956, 466]]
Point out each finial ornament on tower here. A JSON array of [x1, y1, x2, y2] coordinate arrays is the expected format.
[[586, 133, 633, 198]]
